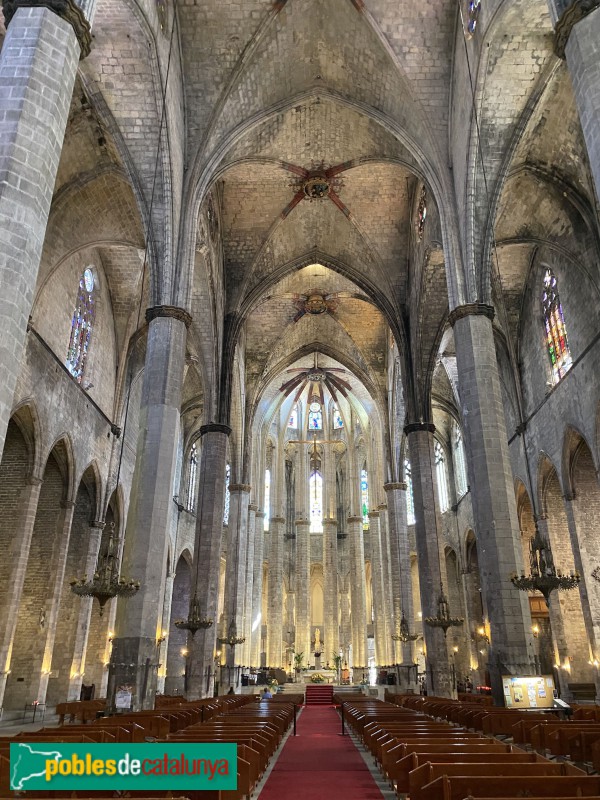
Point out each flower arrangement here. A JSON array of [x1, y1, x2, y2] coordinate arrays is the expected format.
[[267, 677, 278, 687], [311, 673, 326, 683]]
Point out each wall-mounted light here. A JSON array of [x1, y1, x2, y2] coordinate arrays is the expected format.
[[157, 630, 167, 646], [181, 648, 188, 657], [532, 624, 540, 638]]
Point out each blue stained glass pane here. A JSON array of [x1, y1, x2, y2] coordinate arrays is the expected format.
[[66, 269, 95, 383]]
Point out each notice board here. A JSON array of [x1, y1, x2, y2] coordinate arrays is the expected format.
[[502, 674, 555, 708]]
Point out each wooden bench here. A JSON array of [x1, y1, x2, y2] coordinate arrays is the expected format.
[[417, 774, 600, 800]]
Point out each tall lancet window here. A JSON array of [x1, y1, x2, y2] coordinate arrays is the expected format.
[[264, 469, 271, 532], [435, 440, 450, 513], [223, 463, 231, 525], [66, 267, 95, 382], [310, 472, 323, 533], [361, 468, 369, 530], [186, 442, 198, 511], [454, 427, 468, 498], [288, 404, 298, 428], [542, 268, 572, 385], [308, 402, 323, 431], [333, 404, 343, 429], [404, 458, 416, 525]]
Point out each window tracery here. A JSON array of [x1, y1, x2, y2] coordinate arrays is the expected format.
[[223, 463, 231, 525], [361, 468, 369, 529], [416, 186, 427, 240], [288, 404, 298, 428], [310, 471, 323, 533], [66, 267, 95, 383], [466, 0, 481, 36], [454, 427, 468, 498], [333, 404, 343, 429], [308, 401, 323, 431], [435, 440, 450, 513], [264, 469, 271, 531], [404, 458, 416, 525], [542, 268, 572, 385], [186, 442, 198, 512]]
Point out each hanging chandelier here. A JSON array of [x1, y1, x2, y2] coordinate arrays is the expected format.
[[425, 586, 464, 637], [392, 612, 419, 642], [174, 594, 213, 636], [217, 617, 246, 649], [70, 524, 139, 616], [511, 523, 580, 605]]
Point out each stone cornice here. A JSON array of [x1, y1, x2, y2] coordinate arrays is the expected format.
[[2, 0, 92, 59], [228, 483, 251, 493], [404, 422, 436, 435], [200, 422, 232, 437], [447, 303, 495, 327], [146, 305, 192, 328], [555, 0, 600, 57], [384, 482, 407, 492]]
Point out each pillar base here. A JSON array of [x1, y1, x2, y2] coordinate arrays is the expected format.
[[107, 637, 159, 712]]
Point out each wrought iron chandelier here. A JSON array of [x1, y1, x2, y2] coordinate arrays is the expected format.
[[511, 523, 580, 605], [174, 594, 213, 636], [425, 585, 464, 637], [70, 524, 139, 616], [392, 612, 419, 642], [511, 424, 580, 605], [217, 617, 245, 649]]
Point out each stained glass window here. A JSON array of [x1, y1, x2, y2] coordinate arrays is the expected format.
[[264, 469, 271, 532], [66, 267, 95, 382], [223, 463, 231, 525], [186, 442, 198, 512], [361, 468, 369, 530], [310, 471, 323, 533], [466, 0, 481, 35], [542, 269, 572, 385], [404, 459, 416, 525], [308, 401, 323, 431], [288, 404, 298, 428], [333, 404, 343, 429], [435, 441, 450, 513], [454, 427, 468, 498]]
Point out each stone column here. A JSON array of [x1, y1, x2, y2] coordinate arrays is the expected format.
[[0, 3, 90, 456], [267, 517, 285, 667], [378, 503, 396, 666], [323, 518, 339, 665], [405, 424, 454, 698], [38, 500, 76, 703], [250, 511, 265, 667], [554, 3, 600, 201], [368, 511, 389, 665], [0, 474, 42, 708], [187, 422, 231, 699], [450, 305, 535, 703], [242, 504, 257, 666], [295, 519, 312, 661], [563, 494, 600, 700], [385, 482, 416, 669], [222, 484, 251, 669], [66, 520, 104, 700], [108, 308, 190, 710], [156, 570, 174, 695], [347, 515, 368, 669]]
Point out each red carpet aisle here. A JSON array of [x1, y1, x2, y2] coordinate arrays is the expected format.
[[258, 705, 385, 799]]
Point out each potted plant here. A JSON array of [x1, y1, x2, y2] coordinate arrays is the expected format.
[[332, 653, 342, 683]]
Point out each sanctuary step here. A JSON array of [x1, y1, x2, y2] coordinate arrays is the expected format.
[[305, 684, 334, 705]]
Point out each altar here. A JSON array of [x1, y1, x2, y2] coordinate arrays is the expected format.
[[297, 669, 338, 684]]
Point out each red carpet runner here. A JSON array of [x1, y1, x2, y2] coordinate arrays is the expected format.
[[258, 705, 384, 799]]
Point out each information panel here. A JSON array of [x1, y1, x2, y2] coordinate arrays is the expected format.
[[502, 675, 555, 708]]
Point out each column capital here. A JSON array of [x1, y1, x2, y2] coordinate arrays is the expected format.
[[323, 517, 338, 526], [270, 516, 286, 524], [295, 519, 311, 526], [248, 504, 258, 512], [228, 483, 251, 493], [146, 305, 192, 328], [555, 1, 600, 57], [447, 303, 495, 327], [347, 515, 363, 523], [404, 422, 435, 435], [377, 503, 388, 511], [90, 520, 106, 530], [368, 510, 380, 519], [2, 1, 92, 58], [563, 491, 576, 502], [384, 482, 406, 492], [200, 422, 232, 437], [255, 511, 266, 519]]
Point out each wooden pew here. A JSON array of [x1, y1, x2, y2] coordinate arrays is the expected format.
[[417, 774, 600, 800]]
